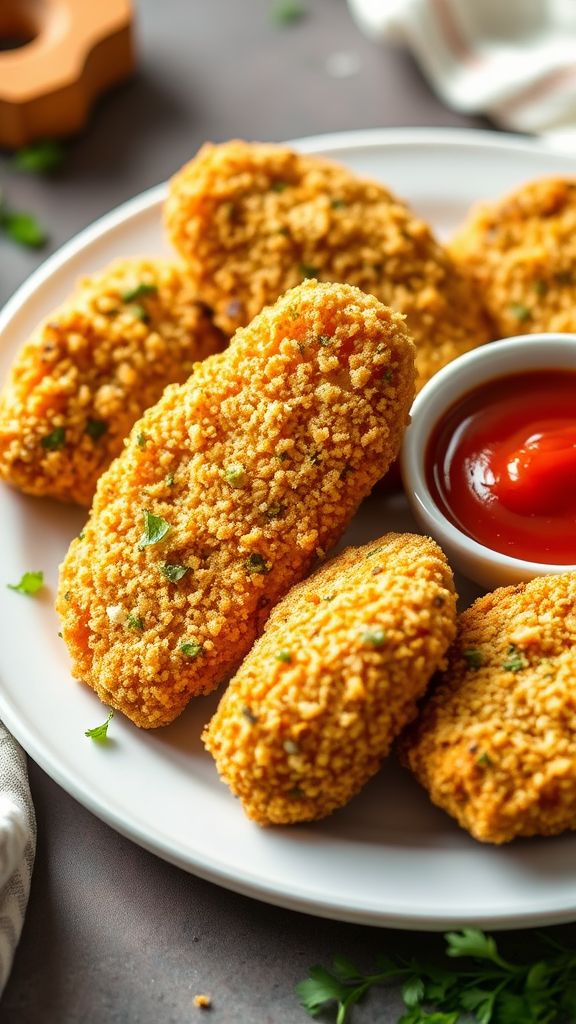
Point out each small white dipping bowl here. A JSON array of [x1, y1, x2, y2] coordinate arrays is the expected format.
[[400, 333, 576, 589]]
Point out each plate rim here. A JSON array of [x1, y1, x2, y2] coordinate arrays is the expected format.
[[2, 125, 576, 931]]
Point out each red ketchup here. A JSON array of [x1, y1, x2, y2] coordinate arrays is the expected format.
[[426, 370, 576, 564]]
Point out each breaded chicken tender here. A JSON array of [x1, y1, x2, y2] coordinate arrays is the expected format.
[[165, 140, 491, 389], [401, 573, 576, 844], [57, 281, 416, 728], [450, 177, 576, 336], [204, 533, 456, 825], [0, 259, 223, 505]]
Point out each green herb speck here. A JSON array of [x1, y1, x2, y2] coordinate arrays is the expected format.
[[179, 640, 203, 659], [477, 752, 493, 768], [275, 650, 292, 663], [330, 198, 347, 209], [138, 510, 171, 549], [244, 553, 270, 575], [242, 706, 258, 724], [318, 335, 333, 346], [85, 418, 108, 441], [463, 648, 484, 670], [265, 504, 285, 520], [509, 302, 532, 321], [121, 282, 158, 302], [136, 431, 148, 448], [126, 613, 144, 631], [127, 303, 150, 323], [165, 472, 175, 486], [271, 180, 288, 193], [503, 644, 526, 672], [283, 739, 299, 754], [161, 563, 189, 583], [361, 628, 387, 649], [299, 263, 319, 279], [225, 465, 246, 488], [41, 426, 65, 450]]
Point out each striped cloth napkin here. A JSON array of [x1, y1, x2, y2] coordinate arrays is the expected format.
[[0, 721, 35, 996], [348, 0, 576, 143]]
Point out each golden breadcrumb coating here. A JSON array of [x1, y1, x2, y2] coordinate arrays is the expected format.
[[204, 533, 456, 825], [57, 281, 416, 728], [450, 177, 576, 336], [165, 140, 491, 390], [401, 573, 576, 844], [0, 259, 224, 505]]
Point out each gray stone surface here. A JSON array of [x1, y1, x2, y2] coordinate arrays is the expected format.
[[2, 1, 574, 1021]]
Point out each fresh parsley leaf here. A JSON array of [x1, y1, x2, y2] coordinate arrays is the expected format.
[[161, 563, 189, 583], [179, 640, 203, 659], [1, 208, 47, 247], [7, 570, 44, 596], [271, 0, 306, 26], [138, 510, 171, 549], [445, 928, 510, 968], [244, 552, 270, 575], [297, 929, 576, 1023], [85, 710, 113, 742], [361, 628, 387, 648], [41, 426, 65, 450], [402, 976, 425, 1009], [13, 140, 65, 174], [85, 418, 108, 440], [297, 966, 350, 1017], [121, 282, 158, 302]]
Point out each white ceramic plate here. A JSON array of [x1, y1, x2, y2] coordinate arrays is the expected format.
[[2, 128, 576, 931]]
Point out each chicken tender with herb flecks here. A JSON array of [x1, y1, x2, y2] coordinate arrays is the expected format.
[[165, 140, 491, 390], [450, 178, 576, 336], [0, 259, 224, 505], [57, 281, 416, 728], [203, 533, 456, 825], [401, 573, 576, 844]]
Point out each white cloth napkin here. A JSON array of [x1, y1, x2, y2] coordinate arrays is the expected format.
[[0, 721, 35, 997], [348, 0, 576, 142]]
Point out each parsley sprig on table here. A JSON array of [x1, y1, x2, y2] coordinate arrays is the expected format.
[[297, 929, 576, 1023]]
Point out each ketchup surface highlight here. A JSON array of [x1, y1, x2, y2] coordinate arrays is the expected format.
[[426, 370, 576, 564]]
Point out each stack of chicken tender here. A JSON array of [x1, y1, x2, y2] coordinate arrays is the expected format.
[[1, 142, 575, 844]]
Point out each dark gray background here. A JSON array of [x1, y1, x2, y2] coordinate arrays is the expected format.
[[1, 2, 573, 1022]]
